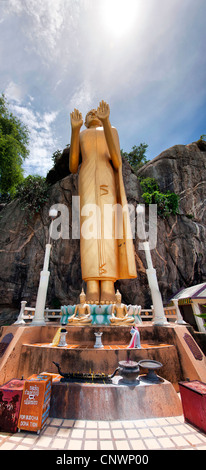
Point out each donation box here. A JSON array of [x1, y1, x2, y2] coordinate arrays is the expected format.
[[179, 380, 206, 433], [0, 379, 25, 433], [40, 372, 61, 382], [18, 374, 52, 433]]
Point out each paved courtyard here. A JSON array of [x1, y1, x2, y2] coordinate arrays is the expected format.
[[0, 415, 206, 451]]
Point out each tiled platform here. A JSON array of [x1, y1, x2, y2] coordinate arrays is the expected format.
[[0, 415, 206, 451]]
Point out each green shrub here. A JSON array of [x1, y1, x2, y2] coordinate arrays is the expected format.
[[140, 177, 159, 194], [139, 177, 179, 218], [165, 192, 179, 215], [121, 143, 149, 172], [15, 175, 49, 218]]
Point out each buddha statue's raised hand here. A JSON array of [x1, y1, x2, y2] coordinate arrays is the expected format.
[[96, 100, 110, 122], [70, 108, 83, 130]]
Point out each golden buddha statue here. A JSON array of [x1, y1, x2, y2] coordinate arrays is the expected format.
[[69, 100, 137, 304], [110, 290, 135, 325], [68, 289, 92, 325]]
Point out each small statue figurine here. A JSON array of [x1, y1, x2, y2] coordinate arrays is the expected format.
[[68, 288, 92, 325], [110, 290, 135, 325], [50, 327, 61, 346], [127, 326, 141, 349]]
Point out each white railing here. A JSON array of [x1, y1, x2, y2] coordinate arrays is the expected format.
[[16, 301, 178, 324], [164, 306, 177, 321], [140, 309, 153, 320], [23, 306, 35, 320], [22, 306, 62, 321]]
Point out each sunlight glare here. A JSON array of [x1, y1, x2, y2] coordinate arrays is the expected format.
[[101, 0, 139, 38]]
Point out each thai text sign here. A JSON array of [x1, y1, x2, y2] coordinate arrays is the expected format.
[[18, 374, 52, 432]]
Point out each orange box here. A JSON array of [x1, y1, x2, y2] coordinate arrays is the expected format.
[[39, 372, 61, 382], [18, 374, 52, 433]]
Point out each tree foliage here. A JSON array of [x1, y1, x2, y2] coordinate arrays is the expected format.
[[139, 177, 159, 194], [0, 94, 29, 197], [139, 177, 179, 218], [121, 143, 149, 172], [15, 175, 49, 218], [51, 149, 62, 165]]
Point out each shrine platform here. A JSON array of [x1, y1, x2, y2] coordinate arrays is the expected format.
[[17, 340, 180, 387], [0, 324, 206, 393]]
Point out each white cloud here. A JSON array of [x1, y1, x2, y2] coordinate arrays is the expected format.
[[3, 0, 80, 62], [9, 98, 59, 177], [69, 82, 94, 121], [5, 81, 23, 103], [1, 0, 205, 171]]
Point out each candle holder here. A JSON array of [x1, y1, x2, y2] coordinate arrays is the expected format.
[[58, 329, 68, 347], [138, 359, 163, 383], [94, 332, 104, 349]]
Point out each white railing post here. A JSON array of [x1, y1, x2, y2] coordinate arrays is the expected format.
[[14, 300, 27, 325], [144, 243, 167, 326], [172, 298, 186, 325], [45, 308, 49, 322], [136, 206, 167, 326], [32, 208, 58, 326], [32, 244, 51, 326]]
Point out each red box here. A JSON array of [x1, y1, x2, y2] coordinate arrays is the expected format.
[[179, 380, 206, 434], [0, 379, 25, 433], [18, 374, 52, 433]]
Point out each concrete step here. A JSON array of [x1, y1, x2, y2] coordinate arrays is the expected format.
[[18, 341, 181, 388]]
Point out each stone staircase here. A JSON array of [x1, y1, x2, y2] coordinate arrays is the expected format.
[[17, 325, 182, 388]]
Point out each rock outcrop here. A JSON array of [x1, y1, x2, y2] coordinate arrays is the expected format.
[[137, 142, 206, 224], [0, 142, 205, 324]]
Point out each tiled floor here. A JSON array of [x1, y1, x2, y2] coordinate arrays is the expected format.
[[0, 415, 206, 451]]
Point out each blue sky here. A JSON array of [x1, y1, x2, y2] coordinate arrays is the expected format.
[[0, 0, 205, 176]]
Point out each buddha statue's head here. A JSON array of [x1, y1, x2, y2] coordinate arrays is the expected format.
[[84, 109, 102, 128], [115, 289, 122, 303], [80, 288, 86, 304]]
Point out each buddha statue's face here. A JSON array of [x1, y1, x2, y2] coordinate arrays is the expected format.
[[85, 109, 102, 128], [80, 293, 86, 304], [116, 291, 121, 303]]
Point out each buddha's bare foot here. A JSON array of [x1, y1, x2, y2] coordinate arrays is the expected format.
[[86, 280, 100, 303], [100, 280, 115, 303]]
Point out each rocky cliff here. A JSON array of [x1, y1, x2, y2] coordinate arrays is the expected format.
[[0, 142, 205, 324]]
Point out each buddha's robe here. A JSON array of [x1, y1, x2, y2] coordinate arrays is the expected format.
[[79, 126, 137, 282]]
